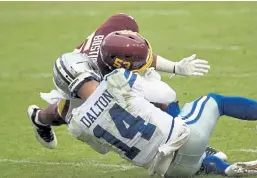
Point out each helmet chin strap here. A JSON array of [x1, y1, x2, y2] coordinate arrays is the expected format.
[[68, 73, 97, 99]]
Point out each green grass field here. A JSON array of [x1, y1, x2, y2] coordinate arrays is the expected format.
[[0, 2, 257, 178]]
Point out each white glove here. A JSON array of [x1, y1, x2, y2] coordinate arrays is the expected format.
[[40, 90, 66, 104], [175, 54, 210, 76], [142, 67, 161, 81]]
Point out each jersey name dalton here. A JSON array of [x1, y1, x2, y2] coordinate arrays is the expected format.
[[80, 89, 113, 128]]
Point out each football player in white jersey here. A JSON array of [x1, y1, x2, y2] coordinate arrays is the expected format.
[[26, 15, 211, 149], [49, 52, 257, 177], [27, 26, 226, 161]]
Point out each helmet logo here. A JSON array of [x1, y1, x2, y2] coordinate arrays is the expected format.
[[113, 58, 131, 70]]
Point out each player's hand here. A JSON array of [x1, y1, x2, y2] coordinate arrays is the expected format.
[[175, 54, 210, 76], [142, 67, 161, 81]]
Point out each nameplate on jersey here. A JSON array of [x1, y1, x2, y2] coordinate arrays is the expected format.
[[80, 89, 113, 128], [88, 35, 104, 61]]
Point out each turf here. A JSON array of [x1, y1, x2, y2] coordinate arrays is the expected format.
[[0, 2, 257, 178]]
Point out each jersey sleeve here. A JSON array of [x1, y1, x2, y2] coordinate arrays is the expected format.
[[132, 73, 176, 104], [106, 69, 176, 104]]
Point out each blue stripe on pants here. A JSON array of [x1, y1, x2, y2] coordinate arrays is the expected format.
[[183, 97, 203, 120], [185, 96, 210, 125]]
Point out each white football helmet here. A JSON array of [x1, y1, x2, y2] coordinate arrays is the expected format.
[[53, 52, 102, 99]]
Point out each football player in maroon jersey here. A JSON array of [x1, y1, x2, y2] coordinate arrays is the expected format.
[[27, 13, 215, 154]]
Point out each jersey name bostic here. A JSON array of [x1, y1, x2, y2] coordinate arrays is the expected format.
[[80, 89, 113, 128], [87, 35, 104, 61]]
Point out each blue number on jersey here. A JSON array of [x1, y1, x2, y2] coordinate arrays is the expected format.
[[93, 103, 156, 160], [110, 104, 156, 140], [93, 125, 140, 160]]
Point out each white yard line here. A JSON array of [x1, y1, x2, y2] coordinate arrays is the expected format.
[[1, 8, 255, 17], [231, 149, 257, 153], [129, 9, 190, 15], [0, 73, 52, 79], [160, 72, 257, 78], [187, 45, 242, 51], [1, 71, 256, 80], [213, 8, 257, 15], [0, 158, 137, 172], [0, 9, 190, 16], [204, 73, 257, 78]]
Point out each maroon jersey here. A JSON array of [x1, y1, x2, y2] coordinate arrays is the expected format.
[[74, 13, 139, 75]]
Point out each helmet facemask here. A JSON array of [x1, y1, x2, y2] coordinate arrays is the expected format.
[[53, 53, 102, 99]]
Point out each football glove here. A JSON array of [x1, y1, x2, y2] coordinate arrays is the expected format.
[[175, 54, 210, 76]]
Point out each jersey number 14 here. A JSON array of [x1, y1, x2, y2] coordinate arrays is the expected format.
[[93, 103, 156, 160]]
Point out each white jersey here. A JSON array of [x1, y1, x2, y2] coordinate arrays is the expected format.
[[68, 69, 187, 168]]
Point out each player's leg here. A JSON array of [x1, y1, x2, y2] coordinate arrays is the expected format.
[[208, 93, 257, 121], [164, 92, 257, 122], [165, 95, 221, 177], [164, 101, 228, 161], [37, 104, 66, 126], [198, 155, 230, 175], [225, 160, 257, 176], [201, 155, 257, 177], [27, 103, 64, 149], [205, 146, 227, 161], [165, 93, 257, 177]]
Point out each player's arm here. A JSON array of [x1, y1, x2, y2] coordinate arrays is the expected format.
[[138, 69, 176, 103], [151, 54, 210, 76], [112, 14, 210, 76], [120, 68, 176, 104]]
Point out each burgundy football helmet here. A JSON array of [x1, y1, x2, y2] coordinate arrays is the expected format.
[[99, 30, 153, 72]]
